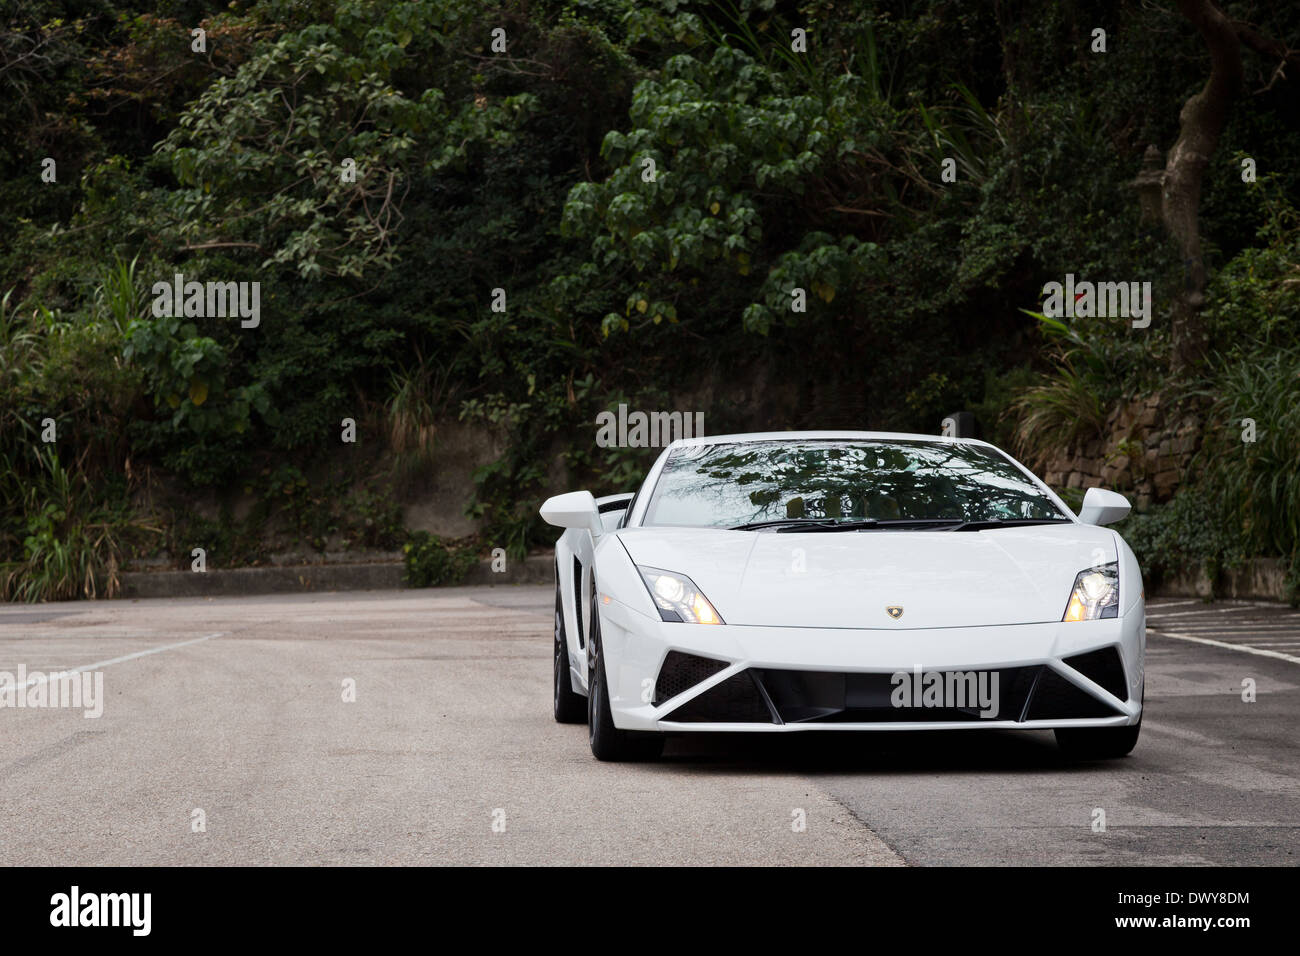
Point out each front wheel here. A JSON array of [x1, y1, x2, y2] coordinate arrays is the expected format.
[[588, 590, 664, 762], [1055, 718, 1141, 758]]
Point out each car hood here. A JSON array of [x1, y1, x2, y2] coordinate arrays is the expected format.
[[616, 524, 1117, 628]]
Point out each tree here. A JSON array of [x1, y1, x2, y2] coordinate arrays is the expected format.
[[1164, 0, 1299, 370]]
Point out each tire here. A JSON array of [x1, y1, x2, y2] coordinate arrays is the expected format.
[[1055, 717, 1141, 758], [1056, 683, 1143, 758], [553, 577, 586, 724], [587, 587, 665, 762]]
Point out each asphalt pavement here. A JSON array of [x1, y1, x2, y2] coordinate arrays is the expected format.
[[0, 589, 1294, 865]]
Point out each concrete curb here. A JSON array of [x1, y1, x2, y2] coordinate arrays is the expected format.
[[461, 554, 552, 586], [118, 554, 553, 598], [1151, 557, 1290, 602]]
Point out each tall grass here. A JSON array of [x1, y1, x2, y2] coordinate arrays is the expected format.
[[1007, 355, 1106, 469], [1200, 346, 1300, 565], [386, 347, 447, 485], [1, 276, 153, 602], [94, 254, 144, 334], [1005, 311, 1114, 468], [0, 447, 153, 602]]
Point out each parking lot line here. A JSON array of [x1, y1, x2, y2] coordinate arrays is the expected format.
[[5, 632, 225, 688], [1146, 606, 1286, 620], [1150, 628, 1300, 665]]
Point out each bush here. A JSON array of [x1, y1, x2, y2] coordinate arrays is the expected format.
[[1199, 346, 1300, 565], [0, 447, 154, 601], [1121, 487, 1250, 596], [402, 532, 477, 588]]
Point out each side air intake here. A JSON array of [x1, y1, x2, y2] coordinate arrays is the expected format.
[[1024, 667, 1124, 720], [1063, 646, 1129, 701], [661, 671, 775, 723], [652, 651, 729, 707]]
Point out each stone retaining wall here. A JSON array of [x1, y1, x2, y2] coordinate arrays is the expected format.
[[1042, 394, 1201, 507]]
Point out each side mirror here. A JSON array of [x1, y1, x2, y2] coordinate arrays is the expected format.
[[540, 490, 603, 533], [1078, 487, 1131, 526]]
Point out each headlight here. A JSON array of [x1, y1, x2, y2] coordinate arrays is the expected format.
[[1063, 562, 1119, 621], [637, 566, 724, 624]]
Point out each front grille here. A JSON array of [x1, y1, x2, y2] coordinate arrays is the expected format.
[[658, 663, 1123, 724], [1063, 646, 1128, 701], [653, 651, 729, 706], [760, 666, 1039, 723]]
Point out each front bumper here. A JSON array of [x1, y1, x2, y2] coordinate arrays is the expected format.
[[597, 598, 1145, 732]]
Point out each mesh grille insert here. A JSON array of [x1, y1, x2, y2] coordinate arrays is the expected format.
[[662, 671, 775, 723], [653, 651, 729, 707]]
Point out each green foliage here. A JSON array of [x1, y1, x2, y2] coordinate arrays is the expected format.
[[0, 447, 154, 602], [402, 531, 476, 587], [1008, 357, 1105, 467], [155, 2, 539, 281], [4, 0, 1300, 599], [343, 484, 406, 551], [1123, 191, 1300, 599], [386, 347, 446, 487], [123, 313, 266, 433], [1197, 346, 1300, 567], [1122, 489, 1251, 596]]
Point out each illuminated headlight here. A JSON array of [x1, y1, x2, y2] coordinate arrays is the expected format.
[[1063, 562, 1119, 621], [637, 566, 724, 624]]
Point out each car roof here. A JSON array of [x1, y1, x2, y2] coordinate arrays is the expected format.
[[663, 430, 997, 450]]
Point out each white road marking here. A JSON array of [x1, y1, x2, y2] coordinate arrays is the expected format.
[[1150, 629, 1300, 665], [3, 633, 225, 688], [1146, 606, 1285, 620], [1152, 625, 1300, 632]]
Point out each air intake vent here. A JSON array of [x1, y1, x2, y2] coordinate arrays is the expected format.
[[1063, 647, 1128, 701], [662, 671, 775, 723], [1025, 667, 1123, 720], [572, 556, 584, 648], [760, 666, 1038, 723], [653, 651, 729, 707]]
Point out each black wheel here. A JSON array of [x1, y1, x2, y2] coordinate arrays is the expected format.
[[553, 575, 586, 724], [1055, 716, 1141, 758], [587, 587, 665, 762], [1056, 683, 1143, 758]]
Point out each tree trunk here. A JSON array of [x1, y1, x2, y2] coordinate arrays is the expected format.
[[1163, 0, 1242, 371]]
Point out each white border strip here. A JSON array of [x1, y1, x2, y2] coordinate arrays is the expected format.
[[1150, 628, 1300, 665], [8, 633, 225, 688]]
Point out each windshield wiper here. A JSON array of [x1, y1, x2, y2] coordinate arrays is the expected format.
[[776, 518, 881, 532], [731, 517, 1071, 533], [733, 518, 956, 532], [944, 518, 1073, 531], [785, 517, 1013, 532], [728, 519, 849, 531]]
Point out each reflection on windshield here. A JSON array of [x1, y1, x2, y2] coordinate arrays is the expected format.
[[642, 440, 1066, 528]]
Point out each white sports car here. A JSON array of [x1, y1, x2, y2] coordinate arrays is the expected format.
[[542, 431, 1144, 762]]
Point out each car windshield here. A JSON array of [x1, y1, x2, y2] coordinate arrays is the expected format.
[[641, 439, 1068, 528]]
